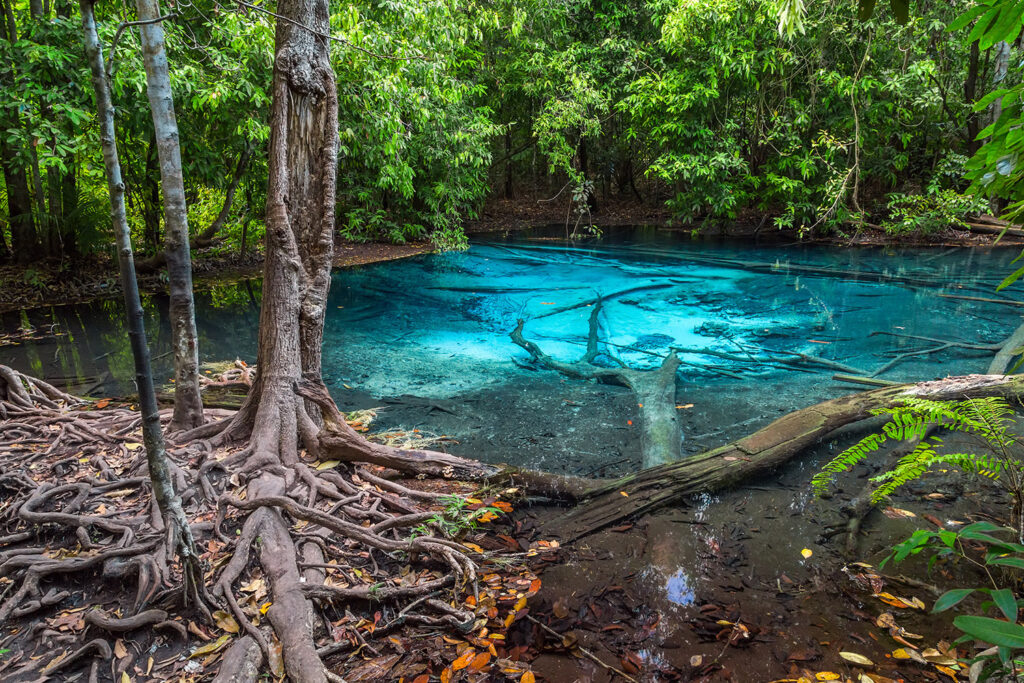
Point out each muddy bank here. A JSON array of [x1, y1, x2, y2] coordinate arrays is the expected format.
[[468, 196, 1024, 250], [516, 426, 1009, 681], [0, 240, 430, 314]]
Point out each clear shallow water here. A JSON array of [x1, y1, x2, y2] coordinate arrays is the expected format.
[[3, 227, 1023, 469]]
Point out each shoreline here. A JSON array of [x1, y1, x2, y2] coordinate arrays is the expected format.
[[2, 216, 1021, 314]]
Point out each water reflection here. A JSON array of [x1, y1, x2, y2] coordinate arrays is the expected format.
[[1, 226, 1021, 428], [664, 568, 696, 606]]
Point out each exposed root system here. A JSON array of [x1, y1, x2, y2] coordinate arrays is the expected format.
[[0, 366, 543, 682]]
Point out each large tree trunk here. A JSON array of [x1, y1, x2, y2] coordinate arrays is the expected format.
[[134, 0, 204, 431], [200, 5, 338, 680], [79, 0, 203, 609]]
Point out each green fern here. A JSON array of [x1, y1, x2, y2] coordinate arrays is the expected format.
[[812, 397, 1023, 503]]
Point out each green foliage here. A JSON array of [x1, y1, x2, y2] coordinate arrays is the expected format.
[[882, 189, 988, 236], [411, 495, 501, 540], [813, 397, 1023, 503], [882, 522, 1024, 680], [1, 0, 1021, 258]]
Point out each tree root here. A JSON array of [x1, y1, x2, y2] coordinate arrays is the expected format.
[[1, 368, 526, 682]]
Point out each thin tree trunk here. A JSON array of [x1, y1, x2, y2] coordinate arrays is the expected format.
[[965, 39, 981, 155], [195, 142, 252, 245], [0, 0, 38, 263], [1, 142, 36, 262], [0, 212, 9, 261], [78, 0, 204, 610], [134, 0, 203, 431]]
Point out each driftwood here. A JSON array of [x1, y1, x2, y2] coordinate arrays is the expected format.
[[544, 374, 1024, 540], [510, 299, 683, 468]]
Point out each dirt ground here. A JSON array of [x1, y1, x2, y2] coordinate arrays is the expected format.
[[518, 429, 1008, 682]]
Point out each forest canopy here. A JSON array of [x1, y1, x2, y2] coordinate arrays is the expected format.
[[0, 0, 1017, 261]]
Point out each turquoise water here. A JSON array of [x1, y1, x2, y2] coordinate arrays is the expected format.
[[2, 228, 1022, 470]]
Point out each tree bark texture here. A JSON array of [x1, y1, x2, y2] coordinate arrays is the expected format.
[[220, 0, 337, 462], [135, 0, 203, 431], [79, 0, 202, 598]]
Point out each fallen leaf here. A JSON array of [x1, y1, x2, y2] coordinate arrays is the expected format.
[[521, 673, 535, 683], [801, 548, 813, 559], [690, 654, 703, 667], [267, 637, 284, 678], [316, 460, 340, 471], [816, 674, 840, 681], [839, 651, 873, 667], [114, 639, 127, 659], [469, 651, 491, 671], [212, 610, 240, 634], [190, 634, 232, 658], [452, 650, 475, 671], [882, 507, 916, 519]]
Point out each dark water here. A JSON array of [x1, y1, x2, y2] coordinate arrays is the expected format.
[[3, 227, 1022, 470]]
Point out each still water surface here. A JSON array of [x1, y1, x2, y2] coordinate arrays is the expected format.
[[2, 227, 1020, 470]]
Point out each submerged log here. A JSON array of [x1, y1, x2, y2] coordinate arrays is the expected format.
[[511, 299, 682, 468], [547, 374, 1024, 540]]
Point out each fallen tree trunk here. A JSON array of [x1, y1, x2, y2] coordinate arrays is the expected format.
[[511, 299, 683, 468], [989, 318, 1024, 374], [546, 374, 1024, 540], [965, 222, 1024, 239]]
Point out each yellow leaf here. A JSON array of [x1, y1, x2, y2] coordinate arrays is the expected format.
[[124, 442, 142, 451], [892, 648, 912, 659], [316, 460, 340, 471], [521, 673, 536, 683], [838, 651, 873, 667], [114, 639, 128, 659], [212, 610, 240, 634], [801, 548, 813, 559], [620, 491, 629, 497], [815, 673, 840, 681], [462, 543, 485, 554], [190, 634, 232, 658], [260, 602, 272, 615], [121, 673, 131, 683]]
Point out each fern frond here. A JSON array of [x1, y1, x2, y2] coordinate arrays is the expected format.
[[812, 432, 888, 496], [817, 396, 1023, 504]]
